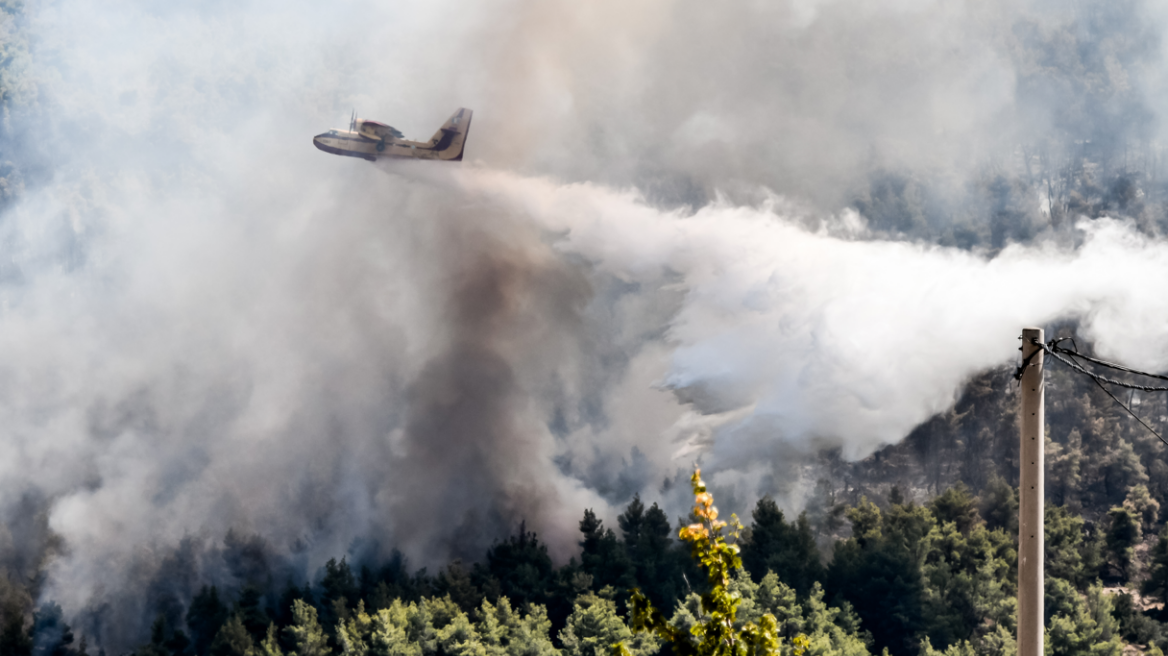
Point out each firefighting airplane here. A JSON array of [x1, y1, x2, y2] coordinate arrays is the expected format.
[[312, 108, 472, 162]]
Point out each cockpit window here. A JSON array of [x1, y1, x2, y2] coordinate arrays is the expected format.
[[328, 130, 338, 135]]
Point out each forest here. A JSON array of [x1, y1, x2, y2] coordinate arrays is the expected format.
[[6, 422, 1168, 656], [7, 340, 1168, 656], [8, 324, 1168, 656]]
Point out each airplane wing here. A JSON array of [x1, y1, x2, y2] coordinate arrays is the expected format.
[[358, 120, 404, 141]]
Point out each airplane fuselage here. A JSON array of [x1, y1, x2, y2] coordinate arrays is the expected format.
[[311, 130, 440, 162], [313, 108, 472, 162]]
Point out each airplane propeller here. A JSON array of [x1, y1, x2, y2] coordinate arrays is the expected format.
[[350, 109, 356, 132]]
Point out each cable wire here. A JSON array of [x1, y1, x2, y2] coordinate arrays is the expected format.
[[1052, 342, 1168, 383], [1083, 372, 1167, 446], [1041, 341, 1168, 392], [1025, 336, 1168, 447]]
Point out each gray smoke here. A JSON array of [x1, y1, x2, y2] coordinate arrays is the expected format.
[[384, 191, 600, 562], [3, 0, 1168, 650]]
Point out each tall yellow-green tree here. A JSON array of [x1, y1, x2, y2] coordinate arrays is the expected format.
[[621, 469, 809, 656]]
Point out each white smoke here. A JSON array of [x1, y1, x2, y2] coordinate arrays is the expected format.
[[440, 167, 1168, 462]]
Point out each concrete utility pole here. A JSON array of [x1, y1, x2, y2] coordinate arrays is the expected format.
[[1019, 327, 1045, 656]]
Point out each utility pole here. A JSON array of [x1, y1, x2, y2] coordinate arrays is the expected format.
[[1019, 327, 1045, 656]]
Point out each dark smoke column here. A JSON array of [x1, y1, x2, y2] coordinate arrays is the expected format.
[[387, 222, 586, 562]]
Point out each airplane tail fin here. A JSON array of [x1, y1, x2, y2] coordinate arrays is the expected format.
[[428, 108, 473, 161]]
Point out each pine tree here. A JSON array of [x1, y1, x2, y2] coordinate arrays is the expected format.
[[742, 499, 823, 598], [436, 606, 482, 656], [825, 497, 928, 656], [561, 593, 656, 656], [29, 602, 75, 656], [981, 473, 1018, 536], [620, 497, 681, 608], [188, 586, 229, 656], [0, 606, 32, 656], [236, 586, 272, 645], [475, 596, 558, 656], [1046, 503, 1094, 588], [1046, 584, 1123, 656], [284, 601, 329, 656], [919, 514, 1014, 650], [1144, 525, 1168, 608], [434, 561, 482, 614], [479, 523, 556, 612], [579, 510, 635, 596], [1124, 484, 1160, 534], [1105, 507, 1141, 582], [210, 615, 253, 656], [928, 485, 980, 536], [257, 625, 283, 656], [319, 559, 358, 645]]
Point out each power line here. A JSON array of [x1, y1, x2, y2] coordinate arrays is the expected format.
[[1020, 336, 1168, 446], [1048, 337, 1168, 384], [1041, 339, 1168, 392], [1083, 373, 1166, 446]]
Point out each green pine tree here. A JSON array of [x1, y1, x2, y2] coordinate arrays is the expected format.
[[285, 600, 330, 656], [210, 615, 254, 656]]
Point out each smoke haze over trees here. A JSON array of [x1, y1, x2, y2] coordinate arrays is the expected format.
[[6, 0, 1168, 652]]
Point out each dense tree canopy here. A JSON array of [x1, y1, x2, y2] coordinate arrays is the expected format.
[[28, 453, 1168, 656], [7, 461, 1168, 656]]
